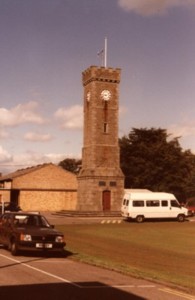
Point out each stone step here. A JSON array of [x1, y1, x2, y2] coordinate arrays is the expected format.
[[52, 210, 121, 218]]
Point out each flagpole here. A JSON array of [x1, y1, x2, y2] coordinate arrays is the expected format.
[[104, 37, 107, 68]]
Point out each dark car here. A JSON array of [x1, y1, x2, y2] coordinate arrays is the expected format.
[[0, 202, 21, 214], [0, 212, 66, 256]]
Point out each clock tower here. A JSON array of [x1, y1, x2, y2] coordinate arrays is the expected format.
[[77, 66, 124, 211]]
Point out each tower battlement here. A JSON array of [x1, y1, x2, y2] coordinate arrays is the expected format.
[[82, 66, 121, 86]]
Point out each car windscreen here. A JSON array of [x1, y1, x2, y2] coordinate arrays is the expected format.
[[13, 215, 51, 228]]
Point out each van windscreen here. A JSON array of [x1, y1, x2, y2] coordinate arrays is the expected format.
[[171, 200, 180, 208]]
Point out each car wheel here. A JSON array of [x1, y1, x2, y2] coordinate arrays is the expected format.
[[10, 240, 19, 256], [136, 215, 144, 223], [177, 214, 185, 222]]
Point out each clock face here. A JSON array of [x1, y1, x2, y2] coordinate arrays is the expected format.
[[101, 90, 111, 101], [86, 91, 91, 102]]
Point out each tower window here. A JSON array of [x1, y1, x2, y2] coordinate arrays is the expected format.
[[99, 181, 106, 186], [110, 181, 117, 187], [103, 122, 108, 133]]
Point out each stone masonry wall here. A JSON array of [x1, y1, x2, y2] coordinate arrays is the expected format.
[[19, 190, 77, 211]]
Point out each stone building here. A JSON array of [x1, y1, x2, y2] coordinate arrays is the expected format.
[[0, 163, 77, 211], [77, 66, 124, 211]]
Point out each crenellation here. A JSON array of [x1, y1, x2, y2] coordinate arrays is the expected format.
[[82, 66, 121, 86]]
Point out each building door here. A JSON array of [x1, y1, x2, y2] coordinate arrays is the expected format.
[[102, 190, 111, 211]]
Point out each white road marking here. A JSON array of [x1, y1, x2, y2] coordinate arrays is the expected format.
[[160, 287, 195, 300], [0, 254, 80, 287], [101, 220, 122, 224]]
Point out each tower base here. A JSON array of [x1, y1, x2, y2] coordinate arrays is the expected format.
[[77, 169, 124, 211]]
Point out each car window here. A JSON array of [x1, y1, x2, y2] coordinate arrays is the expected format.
[[0, 214, 11, 226], [13, 215, 51, 228]]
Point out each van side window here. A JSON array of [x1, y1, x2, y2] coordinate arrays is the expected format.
[[133, 200, 144, 207], [161, 200, 168, 207], [171, 200, 180, 208], [126, 200, 129, 206], [146, 200, 160, 207]]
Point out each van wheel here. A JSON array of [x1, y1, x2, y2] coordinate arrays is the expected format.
[[177, 214, 185, 222], [136, 215, 144, 223]]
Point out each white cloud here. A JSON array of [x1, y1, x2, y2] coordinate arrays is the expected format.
[[0, 145, 12, 163], [118, 0, 195, 16], [24, 132, 53, 142], [0, 129, 9, 139], [168, 122, 195, 138], [0, 101, 46, 127], [12, 151, 65, 167], [54, 105, 83, 129], [0, 146, 81, 175], [167, 122, 195, 153]]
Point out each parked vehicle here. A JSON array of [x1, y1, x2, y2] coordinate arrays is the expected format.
[[0, 212, 66, 255], [121, 190, 189, 223], [0, 202, 21, 214], [185, 199, 195, 216]]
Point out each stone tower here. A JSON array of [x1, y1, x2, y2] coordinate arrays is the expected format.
[[77, 66, 124, 211]]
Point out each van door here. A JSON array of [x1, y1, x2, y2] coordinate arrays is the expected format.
[[169, 199, 182, 217], [145, 200, 160, 218], [121, 197, 129, 217], [160, 200, 170, 217]]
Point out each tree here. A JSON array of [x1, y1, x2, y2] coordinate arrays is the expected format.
[[58, 158, 82, 174], [119, 128, 195, 202]]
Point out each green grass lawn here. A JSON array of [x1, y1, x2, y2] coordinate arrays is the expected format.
[[56, 220, 195, 293]]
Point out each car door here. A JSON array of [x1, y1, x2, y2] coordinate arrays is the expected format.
[[0, 215, 3, 243], [0, 215, 8, 244], [0, 214, 13, 246]]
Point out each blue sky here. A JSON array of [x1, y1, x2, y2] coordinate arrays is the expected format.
[[1, 0, 195, 174]]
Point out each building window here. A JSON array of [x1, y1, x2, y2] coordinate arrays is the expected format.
[[99, 181, 106, 186], [103, 122, 108, 133], [110, 181, 116, 187]]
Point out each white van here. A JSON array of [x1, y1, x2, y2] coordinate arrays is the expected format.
[[121, 190, 189, 222]]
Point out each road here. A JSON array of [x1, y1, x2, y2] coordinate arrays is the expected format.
[[0, 249, 194, 300], [0, 213, 195, 300], [1, 251, 195, 299]]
